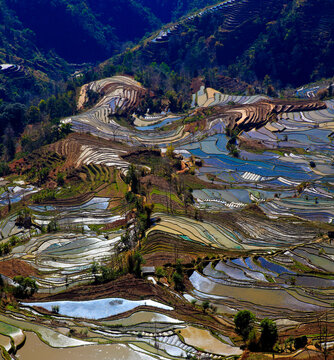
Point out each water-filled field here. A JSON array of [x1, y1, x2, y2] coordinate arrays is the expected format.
[[175, 98, 334, 223], [186, 242, 334, 319], [17, 332, 166, 360], [3, 75, 334, 360], [2, 196, 125, 291], [23, 298, 173, 319]]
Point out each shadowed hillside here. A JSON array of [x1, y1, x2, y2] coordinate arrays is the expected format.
[[112, 0, 334, 87], [3, 0, 218, 63]]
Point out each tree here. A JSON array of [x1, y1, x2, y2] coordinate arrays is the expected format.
[[155, 266, 166, 280], [172, 271, 184, 292], [57, 172, 65, 186], [91, 261, 99, 283], [38, 167, 49, 185], [111, 126, 121, 142], [86, 89, 100, 107], [127, 252, 135, 274], [3, 125, 15, 161], [317, 310, 330, 360], [202, 300, 210, 312], [260, 318, 278, 351], [172, 260, 185, 292], [13, 276, 38, 298], [125, 164, 139, 194], [52, 305, 60, 314], [26, 106, 41, 124], [166, 144, 175, 159], [47, 218, 58, 233], [127, 251, 144, 278], [118, 231, 132, 252], [234, 310, 256, 342], [0, 162, 10, 176], [143, 203, 154, 229], [183, 186, 194, 214], [133, 252, 144, 278], [294, 336, 307, 350], [59, 123, 72, 137], [38, 99, 47, 114], [16, 207, 33, 228]]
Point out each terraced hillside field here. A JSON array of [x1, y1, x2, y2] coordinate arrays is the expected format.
[[1, 75, 334, 359]]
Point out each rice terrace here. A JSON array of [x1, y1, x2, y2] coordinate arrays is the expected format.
[[0, 0, 333, 359]]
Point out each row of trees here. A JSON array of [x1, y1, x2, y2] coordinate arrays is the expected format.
[[90, 250, 145, 284], [234, 310, 278, 352], [12, 275, 38, 298], [235, 308, 334, 356], [124, 164, 155, 238]]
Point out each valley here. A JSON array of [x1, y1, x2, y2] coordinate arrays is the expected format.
[[0, 0, 334, 359], [0, 71, 333, 359]]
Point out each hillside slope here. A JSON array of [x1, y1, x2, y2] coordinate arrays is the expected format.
[[113, 0, 334, 87], [3, 0, 218, 64]]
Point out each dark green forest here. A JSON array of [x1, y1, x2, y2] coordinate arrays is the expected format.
[[1, 0, 218, 64], [112, 0, 334, 88]]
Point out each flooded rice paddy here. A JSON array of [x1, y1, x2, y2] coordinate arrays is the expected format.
[[23, 298, 173, 319], [17, 332, 162, 360], [2, 78, 334, 359]]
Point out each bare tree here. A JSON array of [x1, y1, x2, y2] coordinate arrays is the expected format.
[[317, 309, 330, 360], [111, 126, 121, 142]]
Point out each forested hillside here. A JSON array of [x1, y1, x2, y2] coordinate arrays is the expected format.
[[2, 0, 217, 64], [0, 0, 70, 76], [112, 0, 334, 87], [0, 0, 218, 103], [0, 0, 217, 160]]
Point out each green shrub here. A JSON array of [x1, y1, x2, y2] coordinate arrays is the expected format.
[[234, 310, 256, 342], [57, 172, 65, 186], [13, 276, 38, 298], [260, 318, 278, 351], [294, 336, 307, 350], [155, 266, 166, 279], [32, 189, 56, 203]]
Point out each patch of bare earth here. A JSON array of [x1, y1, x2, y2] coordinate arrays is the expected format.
[[0, 259, 38, 278]]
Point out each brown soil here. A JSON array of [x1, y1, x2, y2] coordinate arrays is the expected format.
[[9, 158, 25, 173], [212, 75, 249, 93], [121, 149, 161, 161], [282, 321, 334, 339], [102, 218, 127, 230], [242, 349, 330, 360], [184, 118, 207, 133], [37, 274, 158, 302], [49, 133, 130, 171], [40, 191, 95, 206], [142, 230, 235, 267], [190, 77, 205, 93], [150, 194, 183, 211], [141, 175, 170, 192], [238, 136, 268, 151], [180, 173, 227, 190], [0, 259, 38, 278], [212, 99, 326, 132], [143, 251, 195, 266], [107, 198, 123, 210]]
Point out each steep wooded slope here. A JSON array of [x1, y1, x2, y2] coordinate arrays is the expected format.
[[114, 0, 334, 87]]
